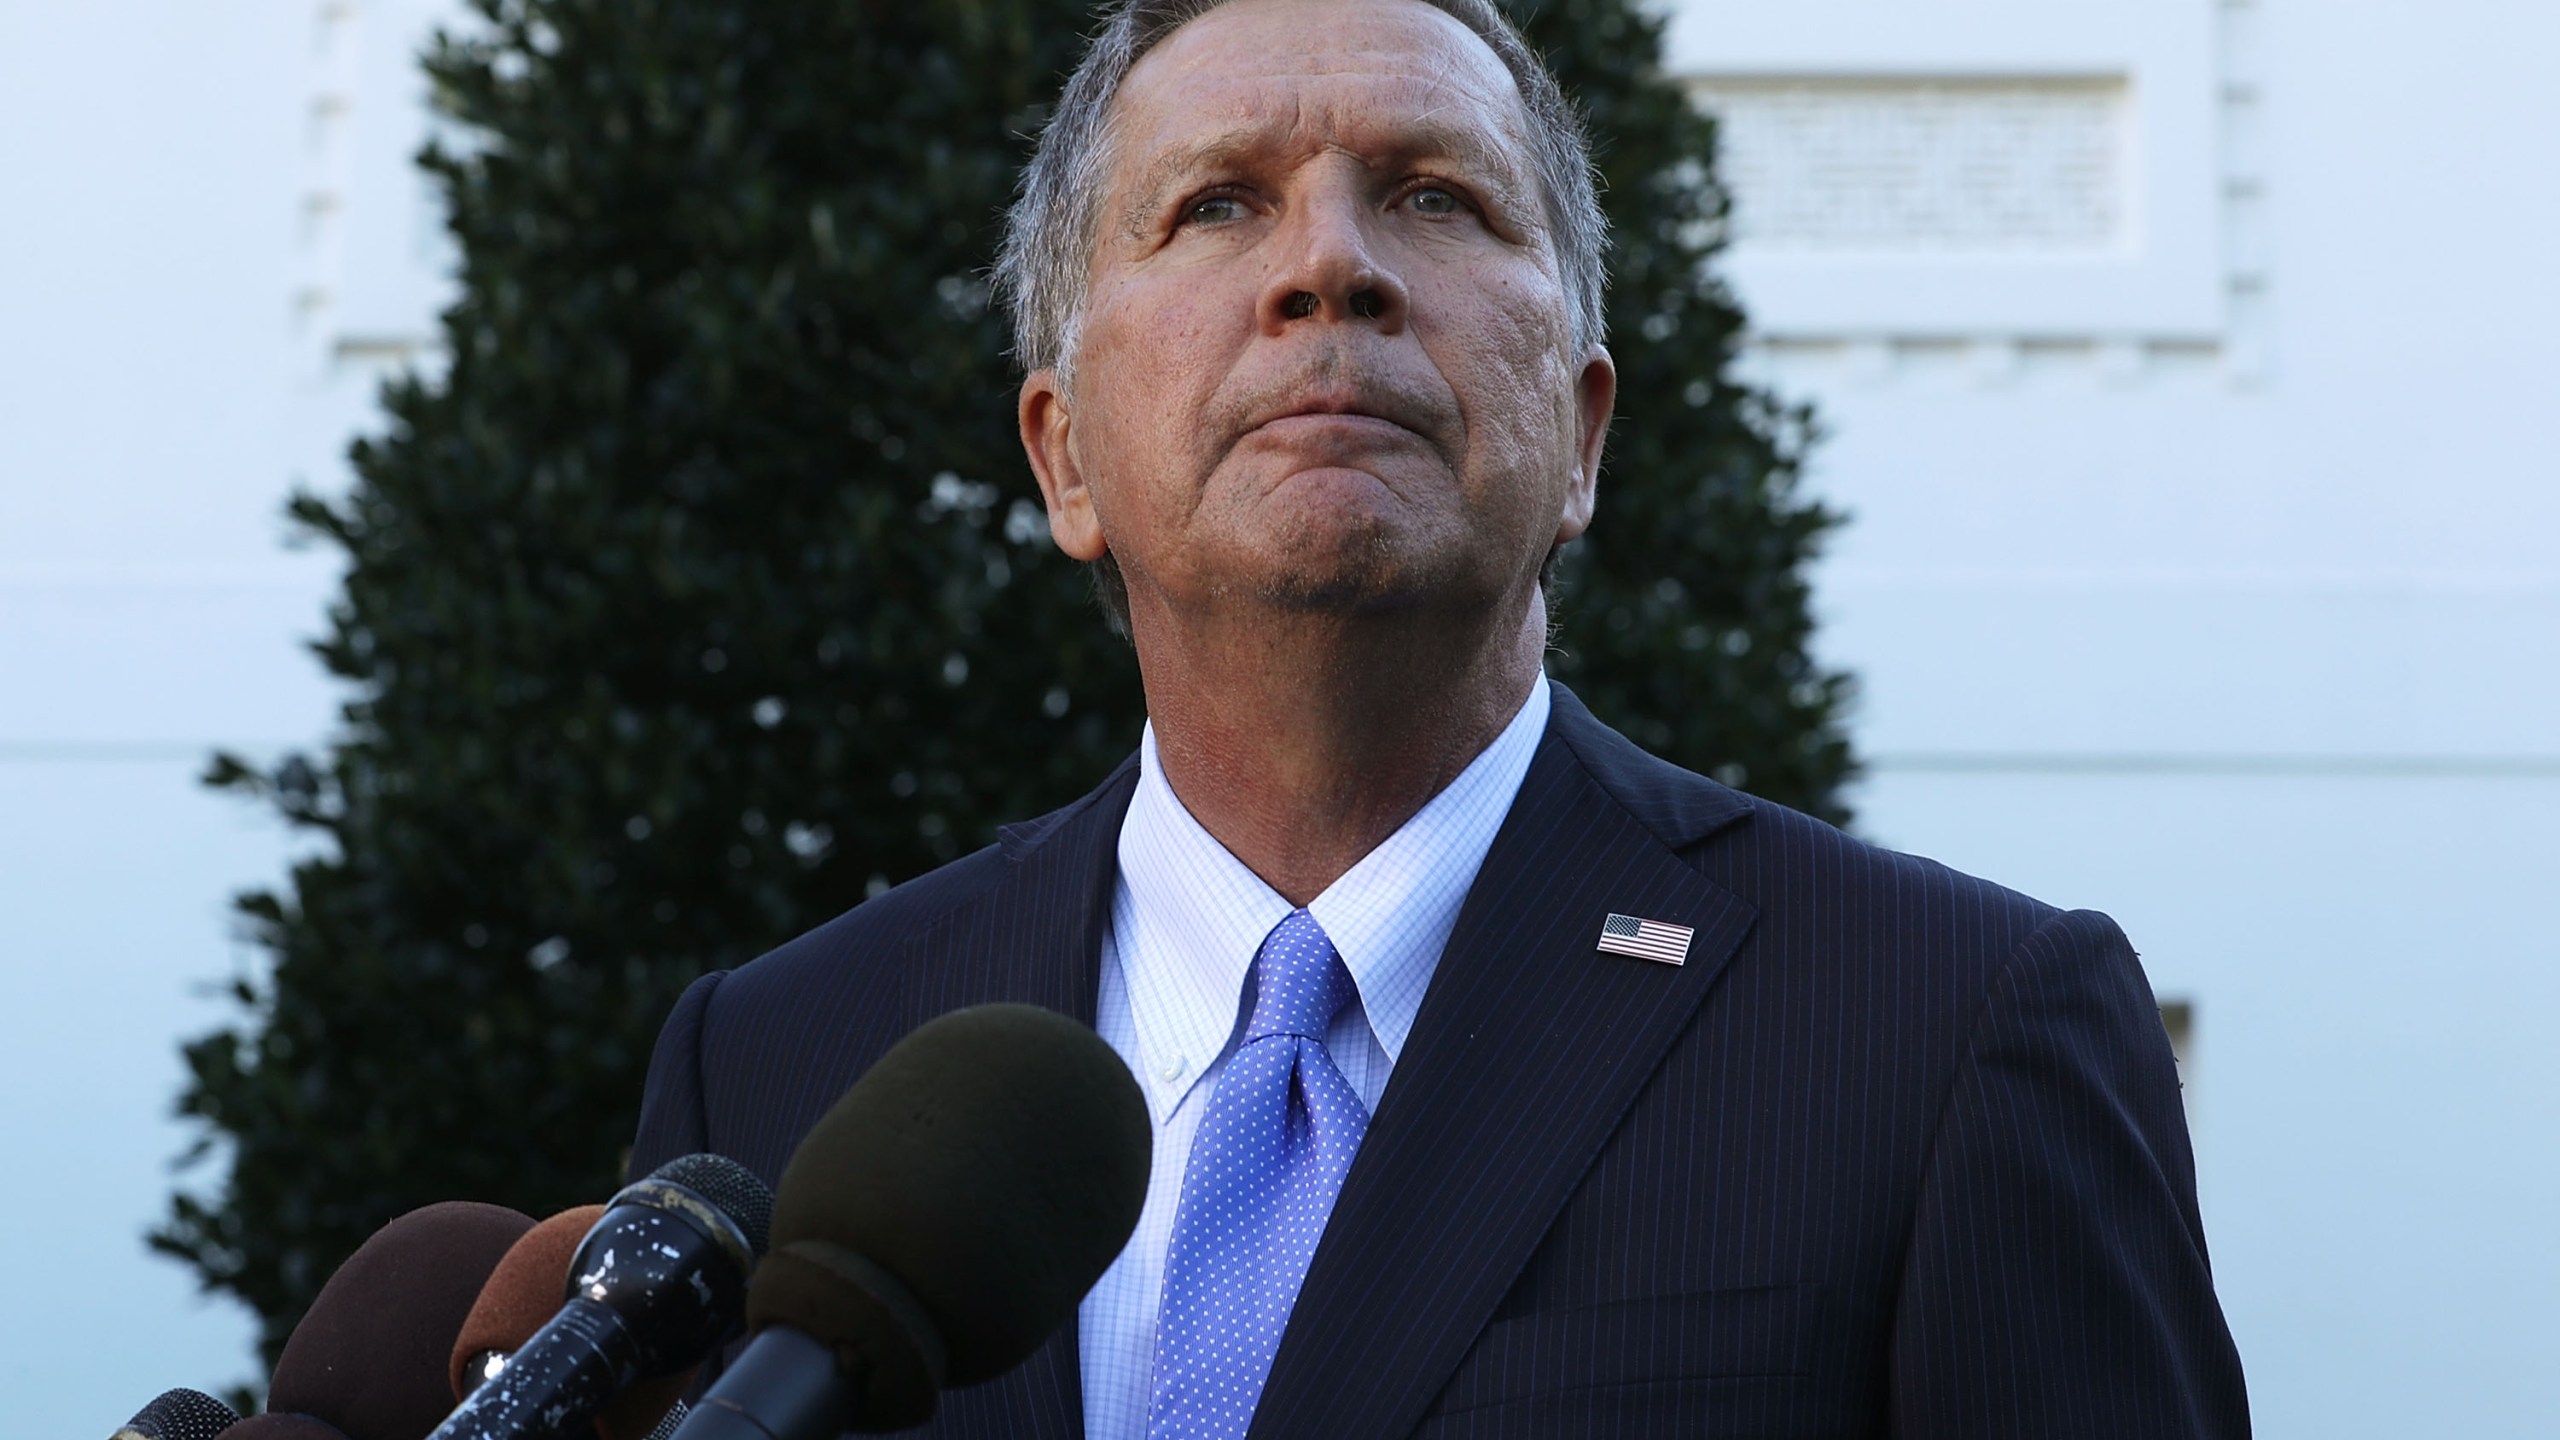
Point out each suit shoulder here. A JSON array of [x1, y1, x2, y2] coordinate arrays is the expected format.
[[1550, 684, 2082, 959], [1739, 794, 2059, 921], [1670, 791, 2169, 1185], [707, 839, 1014, 1022], [1699, 791, 2140, 1019], [700, 752, 1137, 1033]]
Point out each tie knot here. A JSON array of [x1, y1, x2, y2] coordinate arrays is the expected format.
[[1245, 909, 1356, 1042]]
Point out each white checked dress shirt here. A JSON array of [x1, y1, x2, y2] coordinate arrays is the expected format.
[[1077, 675, 1552, 1440]]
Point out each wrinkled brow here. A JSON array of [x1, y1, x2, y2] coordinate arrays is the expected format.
[[1118, 114, 1532, 235]]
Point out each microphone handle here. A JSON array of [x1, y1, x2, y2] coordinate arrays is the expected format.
[[666, 1327, 852, 1440], [430, 1297, 639, 1440]]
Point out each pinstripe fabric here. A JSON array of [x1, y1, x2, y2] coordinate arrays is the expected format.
[[631, 682, 2249, 1438]]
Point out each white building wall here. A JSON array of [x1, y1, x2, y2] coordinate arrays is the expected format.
[[0, 0, 2550, 1433], [1672, 2, 2560, 1435], [0, 2, 463, 1427], [1, 3, 325, 1427]]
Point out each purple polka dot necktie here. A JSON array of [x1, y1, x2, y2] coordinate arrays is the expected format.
[[1146, 908, 1369, 1440]]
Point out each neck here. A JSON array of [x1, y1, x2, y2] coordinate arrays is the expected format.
[[1130, 588, 1547, 906]]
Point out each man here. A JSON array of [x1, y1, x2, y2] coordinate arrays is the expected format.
[[631, 0, 2251, 1435]]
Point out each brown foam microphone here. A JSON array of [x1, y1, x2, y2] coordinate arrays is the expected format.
[[448, 1206, 694, 1440], [265, 1200, 536, 1440]]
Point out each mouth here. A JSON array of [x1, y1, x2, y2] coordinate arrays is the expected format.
[[1255, 411, 1414, 440], [1248, 391, 1426, 440]]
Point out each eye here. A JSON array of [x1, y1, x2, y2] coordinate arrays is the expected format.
[[1404, 184, 1465, 216], [1179, 193, 1249, 228]]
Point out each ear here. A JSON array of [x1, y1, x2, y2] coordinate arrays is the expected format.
[[1019, 369, 1108, 562], [1554, 343, 1616, 545]]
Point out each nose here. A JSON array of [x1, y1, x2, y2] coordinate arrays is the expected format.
[[1259, 189, 1409, 334]]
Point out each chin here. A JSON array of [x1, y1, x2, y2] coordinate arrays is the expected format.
[[1199, 479, 1503, 617], [1254, 573, 1424, 616], [1246, 536, 1476, 618]]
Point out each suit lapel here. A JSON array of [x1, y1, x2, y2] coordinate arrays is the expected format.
[[906, 758, 1138, 1440], [1250, 691, 1759, 1440]]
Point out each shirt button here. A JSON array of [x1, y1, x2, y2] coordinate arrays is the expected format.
[[1161, 1057, 1186, 1082]]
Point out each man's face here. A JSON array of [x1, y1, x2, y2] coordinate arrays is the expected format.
[[1020, 0, 1614, 628]]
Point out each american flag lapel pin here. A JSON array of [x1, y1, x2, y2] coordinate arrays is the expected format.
[[1597, 911, 1694, 966]]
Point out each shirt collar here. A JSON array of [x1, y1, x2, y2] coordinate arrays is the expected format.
[[1304, 675, 1549, 1061], [1113, 675, 1551, 1113], [1113, 743, 1294, 1118]]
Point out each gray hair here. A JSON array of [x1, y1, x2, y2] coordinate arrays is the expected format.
[[996, 0, 1610, 634], [996, 0, 1610, 383]]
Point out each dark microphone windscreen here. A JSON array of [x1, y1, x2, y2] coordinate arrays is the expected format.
[[447, 1204, 693, 1440], [116, 1387, 240, 1440], [212, 1415, 351, 1440], [643, 1153, 772, 1261], [269, 1200, 536, 1440], [750, 1003, 1150, 1410]]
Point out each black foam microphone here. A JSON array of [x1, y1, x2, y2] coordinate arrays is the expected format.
[[670, 1003, 1151, 1439], [426, 1155, 773, 1440], [214, 1418, 351, 1440], [112, 1388, 240, 1440]]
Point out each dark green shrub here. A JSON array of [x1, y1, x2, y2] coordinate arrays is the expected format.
[[160, 0, 1851, 1367]]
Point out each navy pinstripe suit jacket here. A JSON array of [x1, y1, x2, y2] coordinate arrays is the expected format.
[[631, 684, 2250, 1437]]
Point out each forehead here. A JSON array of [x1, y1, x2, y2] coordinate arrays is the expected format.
[[1109, 0, 1534, 185]]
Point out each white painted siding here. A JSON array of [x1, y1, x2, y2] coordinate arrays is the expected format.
[[1676, 1, 2560, 1434]]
